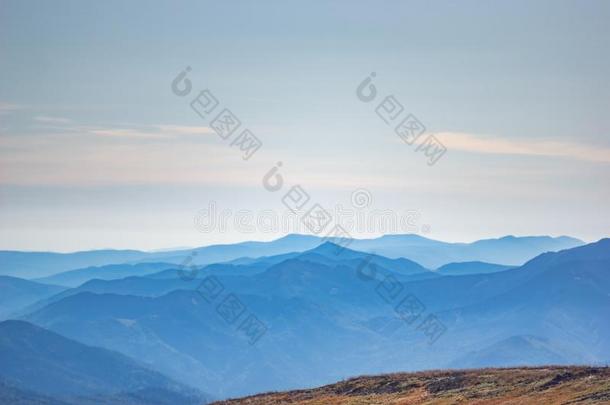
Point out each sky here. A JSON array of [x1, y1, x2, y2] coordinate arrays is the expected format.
[[0, 0, 609, 252]]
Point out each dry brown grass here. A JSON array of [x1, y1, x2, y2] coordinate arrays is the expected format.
[[212, 366, 610, 405]]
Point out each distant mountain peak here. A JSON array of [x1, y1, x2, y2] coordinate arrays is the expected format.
[[311, 241, 343, 251], [379, 233, 430, 240], [299, 241, 365, 259], [486, 235, 584, 244], [273, 234, 321, 242]]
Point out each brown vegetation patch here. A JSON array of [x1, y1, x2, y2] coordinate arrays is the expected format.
[[212, 366, 610, 405]]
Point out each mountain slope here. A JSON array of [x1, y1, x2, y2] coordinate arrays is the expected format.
[[0, 377, 69, 405], [0, 250, 150, 279], [0, 276, 65, 320], [297, 241, 432, 276], [0, 320, 208, 404], [349, 234, 584, 268], [449, 335, 567, 368], [148, 234, 323, 267], [435, 261, 514, 275], [438, 238, 610, 365], [24, 289, 370, 399], [36, 262, 175, 287]]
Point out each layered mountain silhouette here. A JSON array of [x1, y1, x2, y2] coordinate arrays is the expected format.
[[0, 234, 583, 279], [0, 320, 209, 404], [5, 237, 605, 400], [0, 276, 65, 320], [36, 262, 176, 287], [0, 250, 151, 279], [449, 335, 567, 368], [347, 234, 583, 267], [435, 261, 514, 275]]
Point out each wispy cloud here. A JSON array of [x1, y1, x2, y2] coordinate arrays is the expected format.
[[0, 130, 251, 186], [25, 118, 215, 140], [154, 125, 214, 135], [436, 132, 610, 163], [0, 102, 23, 115], [34, 116, 73, 124], [90, 128, 171, 139], [0, 120, 224, 186], [90, 125, 214, 139]]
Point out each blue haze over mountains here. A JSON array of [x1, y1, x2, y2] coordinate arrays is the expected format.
[[0, 320, 209, 404], [1, 233, 608, 401], [0, 233, 583, 279]]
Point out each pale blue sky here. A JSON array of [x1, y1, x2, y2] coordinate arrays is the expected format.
[[1, 0, 609, 251]]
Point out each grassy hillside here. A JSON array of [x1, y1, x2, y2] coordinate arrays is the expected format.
[[213, 366, 610, 404]]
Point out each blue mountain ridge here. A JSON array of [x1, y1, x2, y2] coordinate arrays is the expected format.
[[1, 233, 584, 279], [15, 238, 609, 399]]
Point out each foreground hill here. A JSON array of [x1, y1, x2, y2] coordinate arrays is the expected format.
[[0, 320, 208, 404], [214, 366, 610, 404]]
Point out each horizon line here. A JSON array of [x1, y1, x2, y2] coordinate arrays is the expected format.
[[0, 232, 594, 254]]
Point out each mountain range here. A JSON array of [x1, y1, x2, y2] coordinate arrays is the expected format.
[[0, 234, 607, 401], [0, 234, 583, 279]]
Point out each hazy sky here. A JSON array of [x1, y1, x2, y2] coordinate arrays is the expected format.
[[1, 0, 609, 251]]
